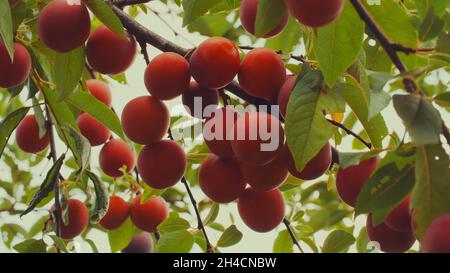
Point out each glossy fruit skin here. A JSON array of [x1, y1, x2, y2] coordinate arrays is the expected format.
[[284, 143, 332, 181], [240, 0, 288, 38], [86, 25, 136, 74], [284, 0, 345, 28], [121, 96, 169, 145], [241, 152, 288, 192], [99, 139, 135, 177], [366, 214, 415, 253], [137, 140, 187, 189], [86, 79, 112, 106], [77, 113, 111, 146], [144, 52, 191, 100], [182, 81, 219, 119], [336, 157, 379, 207], [0, 42, 31, 89], [203, 107, 240, 157], [100, 195, 130, 230], [385, 197, 412, 232], [199, 154, 246, 203], [423, 214, 450, 253], [238, 188, 285, 233], [238, 48, 286, 101], [190, 37, 241, 89], [122, 232, 153, 253], [58, 199, 89, 240], [231, 112, 285, 166], [37, 0, 91, 52], [277, 75, 296, 118], [15, 115, 50, 154], [130, 195, 168, 232]]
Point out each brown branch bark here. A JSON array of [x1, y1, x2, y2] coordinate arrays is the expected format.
[[349, 0, 450, 146], [283, 218, 304, 253]]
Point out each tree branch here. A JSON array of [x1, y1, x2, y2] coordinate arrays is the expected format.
[[45, 105, 61, 239], [349, 0, 450, 146], [112, 0, 152, 8], [283, 218, 304, 253]]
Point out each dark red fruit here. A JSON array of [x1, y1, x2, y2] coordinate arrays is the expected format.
[[203, 107, 240, 157], [144, 52, 191, 100], [77, 113, 111, 146], [190, 37, 241, 89], [100, 195, 129, 230], [58, 199, 89, 240], [182, 81, 219, 119], [231, 112, 284, 166], [122, 232, 153, 253], [99, 139, 135, 177], [366, 214, 415, 253], [284, 0, 345, 28], [15, 115, 50, 154], [241, 152, 288, 192], [240, 0, 288, 38], [238, 48, 286, 101], [37, 0, 91, 52], [423, 213, 450, 253], [121, 96, 169, 145], [86, 25, 136, 74], [137, 140, 187, 189], [0, 42, 31, 89], [385, 197, 412, 232], [238, 188, 285, 233], [336, 157, 379, 207], [86, 79, 112, 107], [199, 154, 246, 203], [284, 143, 332, 181], [129, 195, 168, 232]]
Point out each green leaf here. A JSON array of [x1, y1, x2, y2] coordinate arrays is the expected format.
[[158, 213, 191, 233], [434, 92, 450, 107], [182, 0, 221, 26], [341, 75, 388, 148], [83, 0, 126, 39], [338, 150, 383, 169], [355, 163, 415, 216], [217, 225, 243, 248], [314, 2, 364, 86], [13, 239, 47, 253], [0, 0, 14, 61], [364, 0, 418, 47], [48, 235, 68, 253], [41, 87, 78, 130], [393, 94, 443, 145], [21, 155, 65, 217], [61, 125, 91, 173], [203, 203, 219, 226], [86, 171, 109, 224], [0, 107, 30, 159], [2, 224, 27, 248], [356, 227, 371, 253], [411, 144, 450, 239], [273, 230, 294, 253], [265, 17, 302, 53], [108, 218, 135, 253], [54, 46, 85, 101], [285, 71, 336, 172], [322, 230, 355, 253], [66, 89, 126, 139], [155, 230, 195, 253], [254, 0, 286, 37], [28, 216, 50, 238]]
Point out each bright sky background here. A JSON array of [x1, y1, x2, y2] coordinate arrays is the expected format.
[[1, 1, 449, 253]]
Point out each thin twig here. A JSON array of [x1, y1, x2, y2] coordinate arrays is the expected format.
[[326, 118, 372, 149], [45, 106, 61, 238], [349, 0, 450, 145], [283, 218, 304, 253]]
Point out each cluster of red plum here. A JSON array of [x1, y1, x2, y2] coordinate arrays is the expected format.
[[1, 0, 449, 253]]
